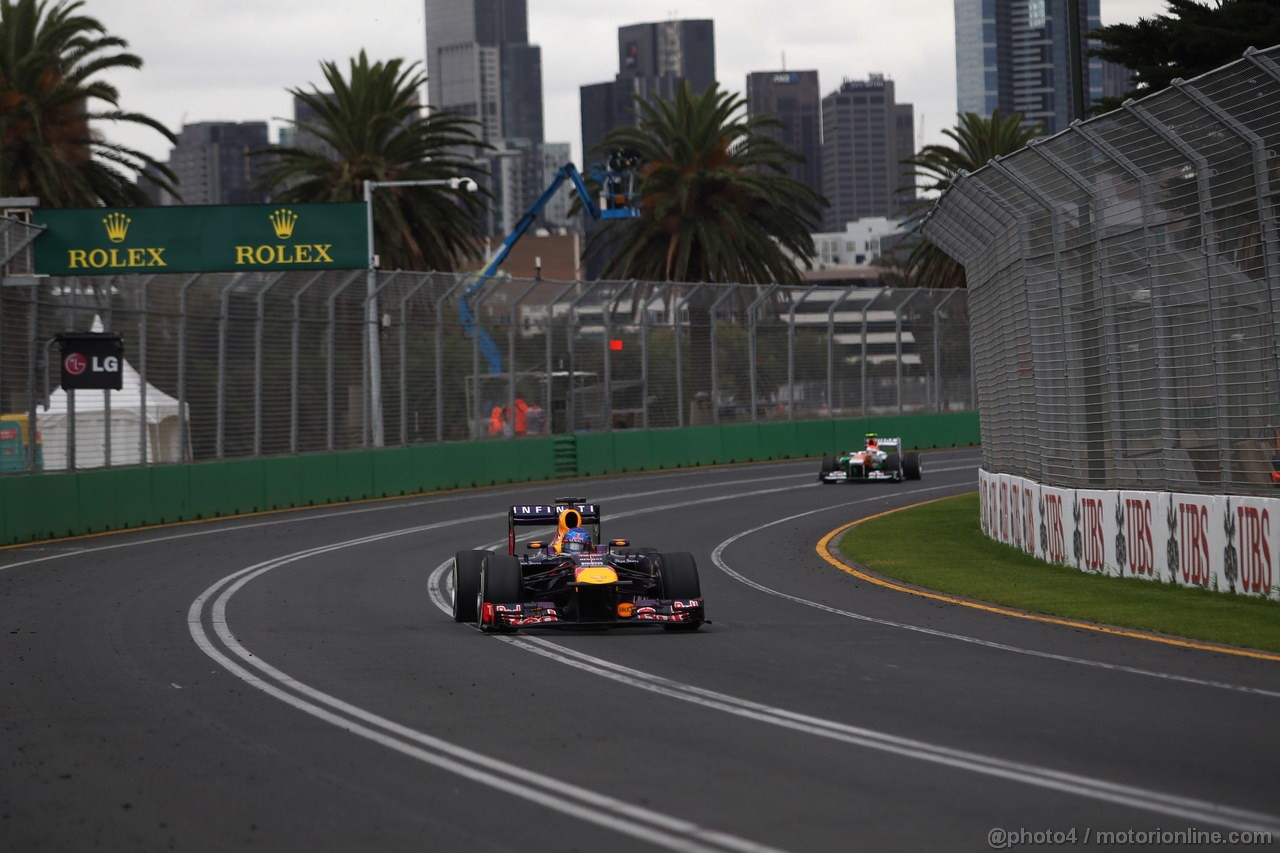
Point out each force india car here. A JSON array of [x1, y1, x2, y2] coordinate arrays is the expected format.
[[451, 498, 706, 632], [818, 435, 922, 483]]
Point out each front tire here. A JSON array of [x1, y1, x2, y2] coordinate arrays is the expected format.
[[478, 554, 523, 632], [655, 551, 703, 631], [452, 550, 490, 622], [819, 453, 837, 482]]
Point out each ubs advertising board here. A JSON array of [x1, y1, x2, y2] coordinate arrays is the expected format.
[[978, 470, 1280, 599], [33, 204, 367, 275]]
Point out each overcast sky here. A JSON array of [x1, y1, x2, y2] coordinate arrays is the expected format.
[[87, 0, 1169, 167]]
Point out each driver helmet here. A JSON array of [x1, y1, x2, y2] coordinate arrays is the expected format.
[[865, 432, 879, 450], [562, 527, 594, 554]]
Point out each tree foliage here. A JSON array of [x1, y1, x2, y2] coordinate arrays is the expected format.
[[589, 81, 825, 285], [0, 0, 176, 205], [899, 110, 1042, 287], [255, 50, 489, 272], [1090, 0, 1280, 109]]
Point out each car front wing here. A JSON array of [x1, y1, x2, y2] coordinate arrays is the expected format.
[[479, 597, 705, 630]]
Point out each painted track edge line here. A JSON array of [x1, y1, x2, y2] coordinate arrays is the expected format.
[[817, 495, 1280, 663]]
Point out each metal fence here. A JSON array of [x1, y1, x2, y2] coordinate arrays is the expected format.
[[924, 45, 1280, 497], [1, 232, 974, 472]]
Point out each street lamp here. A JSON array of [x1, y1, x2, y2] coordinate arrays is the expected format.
[[363, 176, 478, 446]]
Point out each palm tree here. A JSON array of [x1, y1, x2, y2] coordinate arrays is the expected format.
[[255, 50, 489, 272], [900, 110, 1042, 287], [1090, 0, 1280, 111], [591, 80, 824, 285], [588, 81, 825, 406], [0, 0, 177, 206]]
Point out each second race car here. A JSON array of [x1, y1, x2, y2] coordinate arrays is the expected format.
[[818, 433, 922, 483], [451, 497, 705, 632]]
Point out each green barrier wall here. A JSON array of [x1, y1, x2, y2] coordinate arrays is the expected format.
[[0, 412, 978, 545]]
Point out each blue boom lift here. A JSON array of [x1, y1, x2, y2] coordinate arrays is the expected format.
[[461, 156, 641, 374]]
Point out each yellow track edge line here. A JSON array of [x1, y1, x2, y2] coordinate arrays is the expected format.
[[816, 495, 1280, 664]]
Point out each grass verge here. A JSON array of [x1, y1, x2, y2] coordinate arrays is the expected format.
[[839, 492, 1280, 654]]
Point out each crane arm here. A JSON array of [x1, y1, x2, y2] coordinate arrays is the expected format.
[[461, 161, 640, 375]]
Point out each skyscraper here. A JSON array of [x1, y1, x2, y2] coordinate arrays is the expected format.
[[284, 93, 337, 161], [580, 19, 716, 168], [746, 70, 823, 204], [954, 0, 1106, 135], [425, 0, 542, 146], [820, 75, 916, 231], [578, 19, 716, 278], [425, 0, 553, 235], [165, 122, 271, 206], [616, 20, 716, 87]]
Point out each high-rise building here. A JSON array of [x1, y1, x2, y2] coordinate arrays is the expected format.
[[580, 19, 715, 168], [425, 0, 542, 146], [164, 121, 271, 206], [954, 0, 1108, 135], [616, 20, 715, 87], [746, 70, 823, 205], [578, 19, 715, 278], [536, 142, 575, 231], [425, 0, 554, 235], [820, 75, 916, 231], [285, 93, 338, 161]]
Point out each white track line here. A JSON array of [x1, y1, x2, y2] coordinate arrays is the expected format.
[[425, 552, 1280, 834], [707, 502, 1280, 700], [188, 463, 1279, 839], [188, 505, 804, 852], [1, 466, 822, 573], [461, 481, 1280, 700]]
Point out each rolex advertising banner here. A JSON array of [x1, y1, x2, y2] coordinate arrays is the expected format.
[[33, 203, 367, 275]]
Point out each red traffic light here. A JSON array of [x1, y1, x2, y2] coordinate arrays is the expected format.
[[609, 339, 623, 351]]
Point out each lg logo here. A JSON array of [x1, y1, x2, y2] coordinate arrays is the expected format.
[[64, 352, 118, 375]]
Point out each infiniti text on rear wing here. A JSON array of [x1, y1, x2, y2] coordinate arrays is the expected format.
[[508, 504, 600, 526]]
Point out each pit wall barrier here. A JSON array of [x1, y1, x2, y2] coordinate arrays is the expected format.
[[978, 469, 1280, 601], [0, 413, 978, 545]]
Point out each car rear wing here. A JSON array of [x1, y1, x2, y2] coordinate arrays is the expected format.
[[507, 498, 602, 555], [508, 502, 600, 527]]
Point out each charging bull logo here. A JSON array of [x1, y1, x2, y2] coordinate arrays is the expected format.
[[1114, 497, 1127, 575], [1223, 499, 1238, 594]]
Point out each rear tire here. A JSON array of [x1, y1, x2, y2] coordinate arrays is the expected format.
[[452, 550, 489, 622], [902, 452, 922, 481], [478, 554, 523, 632], [655, 551, 703, 631]]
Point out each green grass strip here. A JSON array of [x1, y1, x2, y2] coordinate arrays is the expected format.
[[840, 492, 1280, 654]]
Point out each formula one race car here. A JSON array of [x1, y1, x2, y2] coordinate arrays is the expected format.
[[451, 497, 705, 632], [818, 434, 922, 483]]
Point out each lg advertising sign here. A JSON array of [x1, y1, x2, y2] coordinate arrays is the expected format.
[[58, 331, 124, 391]]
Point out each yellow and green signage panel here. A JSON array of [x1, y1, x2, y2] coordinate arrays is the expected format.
[[32, 203, 367, 275]]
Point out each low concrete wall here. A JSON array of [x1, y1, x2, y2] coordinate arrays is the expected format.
[[0, 413, 979, 545]]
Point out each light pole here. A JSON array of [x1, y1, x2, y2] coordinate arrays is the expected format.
[[363, 176, 477, 446]]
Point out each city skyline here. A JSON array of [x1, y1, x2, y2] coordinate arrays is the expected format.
[[85, 0, 1167, 172]]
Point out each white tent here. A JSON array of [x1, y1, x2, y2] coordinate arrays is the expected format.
[[41, 323, 189, 470]]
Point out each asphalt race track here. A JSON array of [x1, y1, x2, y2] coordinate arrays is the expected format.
[[4, 449, 1280, 852]]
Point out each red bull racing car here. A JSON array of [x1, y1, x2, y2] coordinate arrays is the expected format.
[[451, 497, 705, 632], [818, 434, 922, 483]]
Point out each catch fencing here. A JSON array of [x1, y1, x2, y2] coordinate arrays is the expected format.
[[0, 233, 973, 473], [924, 45, 1280, 497]]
